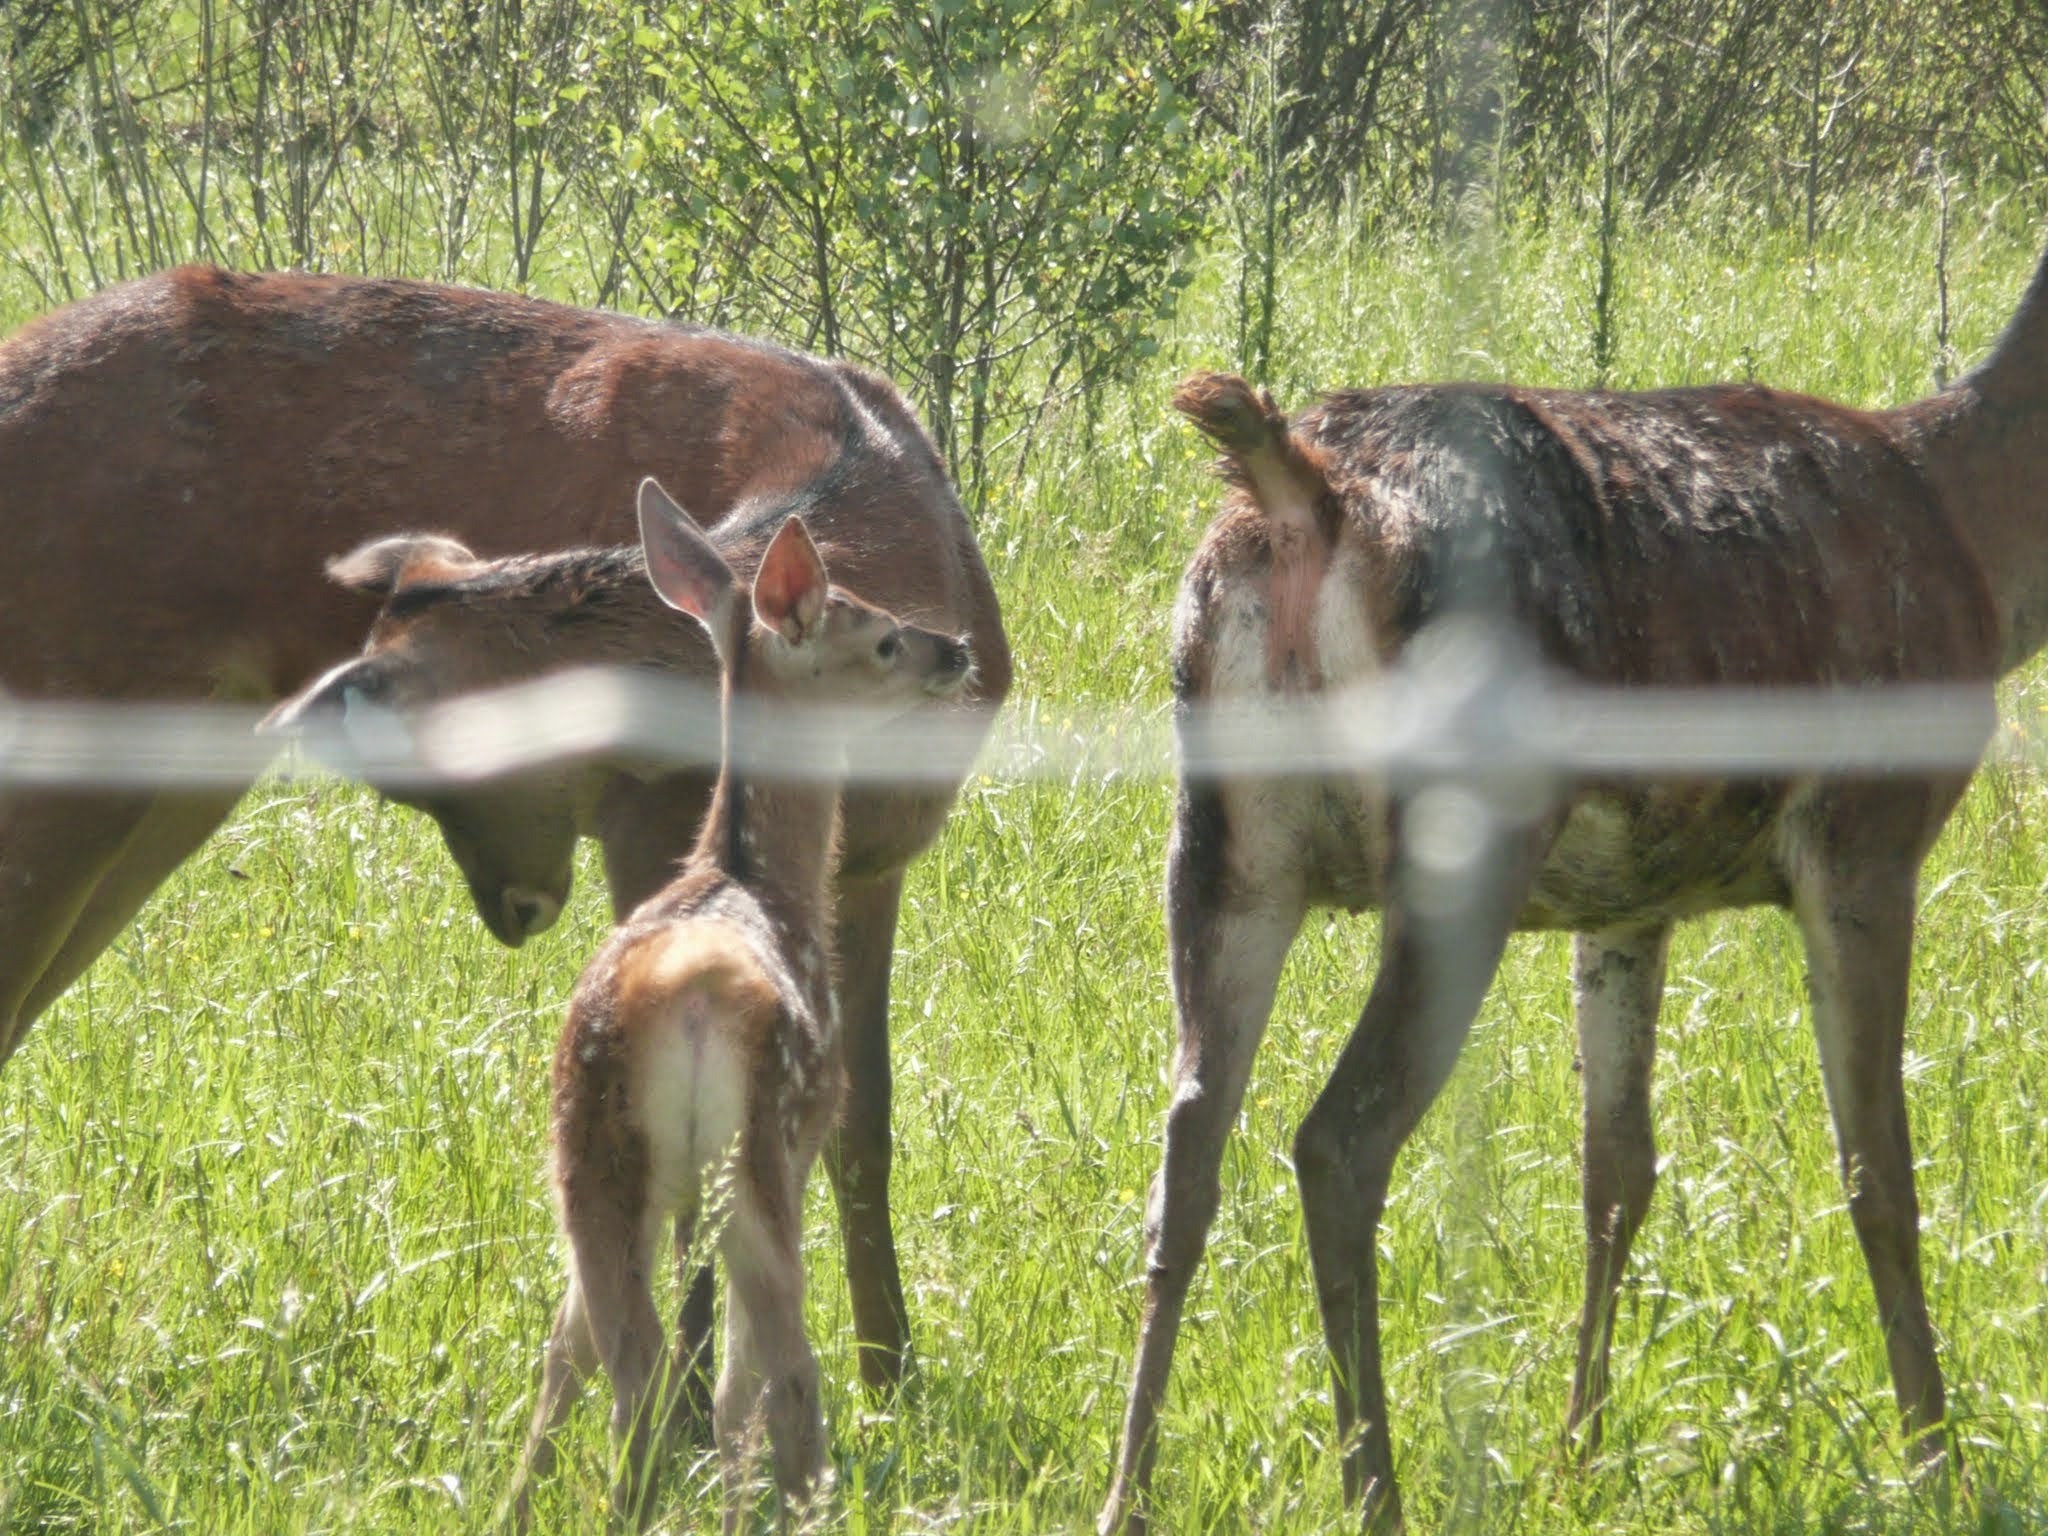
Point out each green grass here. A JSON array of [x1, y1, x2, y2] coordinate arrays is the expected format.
[[5, 200, 2048, 1532]]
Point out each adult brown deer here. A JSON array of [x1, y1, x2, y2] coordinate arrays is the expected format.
[[1100, 241, 2048, 1532], [503, 481, 974, 1530], [0, 266, 1010, 1398]]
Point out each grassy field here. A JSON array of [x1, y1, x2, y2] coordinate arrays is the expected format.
[[5, 200, 2048, 1533]]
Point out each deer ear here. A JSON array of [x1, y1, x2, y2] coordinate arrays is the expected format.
[[327, 534, 479, 596], [753, 516, 829, 644], [258, 656, 413, 768], [638, 477, 736, 633]]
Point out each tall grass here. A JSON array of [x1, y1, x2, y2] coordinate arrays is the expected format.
[[3, 199, 2047, 1532]]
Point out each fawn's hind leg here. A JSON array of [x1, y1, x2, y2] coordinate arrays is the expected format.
[[715, 1152, 827, 1532], [507, 1280, 600, 1532], [562, 1196, 668, 1528], [667, 1212, 717, 1446]]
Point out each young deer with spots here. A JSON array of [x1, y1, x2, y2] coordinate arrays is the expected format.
[[4, 270, 1008, 1431], [1103, 242, 2048, 1531], [507, 480, 972, 1529]]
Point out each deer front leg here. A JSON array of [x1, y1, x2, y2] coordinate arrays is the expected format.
[[823, 868, 914, 1393], [0, 789, 155, 1069], [1564, 921, 1670, 1458], [18, 789, 246, 1028], [1100, 788, 1305, 1536], [1792, 845, 1948, 1466], [1294, 813, 1549, 1533]]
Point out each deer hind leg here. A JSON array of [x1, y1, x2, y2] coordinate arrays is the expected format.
[[1099, 792, 1305, 1536], [600, 769, 720, 1442], [1791, 845, 1947, 1465], [1293, 815, 1550, 1534], [666, 1224, 716, 1448], [715, 1148, 828, 1533], [0, 790, 157, 1069], [561, 1196, 668, 1528], [506, 1279, 600, 1533], [1564, 921, 1671, 1458], [824, 867, 913, 1394]]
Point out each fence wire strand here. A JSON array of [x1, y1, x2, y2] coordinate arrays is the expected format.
[[0, 644, 2025, 796]]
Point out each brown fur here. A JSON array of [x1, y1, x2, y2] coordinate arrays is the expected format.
[[1104, 238, 2048, 1533], [1175, 373, 1347, 687], [508, 503, 969, 1530], [0, 271, 1007, 1417], [0, 265, 1009, 1069]]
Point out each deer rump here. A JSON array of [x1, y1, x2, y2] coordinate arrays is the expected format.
[[1177, 380, 2001, 927]]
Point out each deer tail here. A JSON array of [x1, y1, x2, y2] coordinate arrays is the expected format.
[[1173, 371, 1334, 524]]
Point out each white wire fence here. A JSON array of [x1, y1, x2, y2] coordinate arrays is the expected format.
[[0, 621, 2024, 799]]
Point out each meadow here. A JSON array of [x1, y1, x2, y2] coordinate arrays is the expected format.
[[3, 198, 2048, 1533]]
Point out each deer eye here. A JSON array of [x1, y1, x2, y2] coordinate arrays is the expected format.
[[875, 634, 900, 662]]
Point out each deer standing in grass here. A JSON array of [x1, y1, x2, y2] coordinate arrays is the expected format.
[[2, 267, 1008, 1412], [507, 479, 974, 1529], [1102, 238, 2048, 1532]]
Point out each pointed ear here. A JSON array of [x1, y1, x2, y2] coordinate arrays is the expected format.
[[257, 657, 411, 769], [638, 477, 736, 633], [752, 516, 829, 644], [327, 534, 479, 596]]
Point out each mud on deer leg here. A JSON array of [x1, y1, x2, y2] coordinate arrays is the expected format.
[[1098, 856, 1304, 1536], [0, 791, 156, 1070], [1793, 848, 1951, 1467], [825, 869, 913, 1393], [1564, 922, 1670, 1459], [1294, 821, 1548, 1533]]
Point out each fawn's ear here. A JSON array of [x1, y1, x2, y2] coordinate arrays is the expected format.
[[326, 533, 480, 596], [752, 516, 829, 645], [638, 477, 737, 641]]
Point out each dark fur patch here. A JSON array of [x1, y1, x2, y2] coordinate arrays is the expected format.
[[382, 546, 645, 621]]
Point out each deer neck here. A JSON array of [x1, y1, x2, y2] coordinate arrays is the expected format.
[[1895, 233, 2048, 671], [695, 640, 840, 944]]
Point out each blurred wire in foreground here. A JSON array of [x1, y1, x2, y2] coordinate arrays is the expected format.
[[0, 624, 2015, 795]]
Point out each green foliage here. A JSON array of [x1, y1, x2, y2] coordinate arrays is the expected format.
[[1209, 0, 2048, 222], [624, 0, 1223, 503]]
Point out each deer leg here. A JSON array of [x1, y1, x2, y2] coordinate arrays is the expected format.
[[0, 790, 156, 1069], [1792, 853, 1948, 1464], [1294, 816, 1548, 1533], [507, 1278, 600, 1533], [822, 868, 913, 1393], [1563, 921, 1670, 1458], [666, 1226, 716, 1448], [716, 1154, 828, 1534], [596, 770, 712, 916], [563, 1199, 667, 1529], [1100, 791, 1305, 1536], [600, 770, 720, 1446], [19, 790, 246, 1025]]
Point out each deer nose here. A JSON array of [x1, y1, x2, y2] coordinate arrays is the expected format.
[[503, 886, 562, 938], [929, 637, 973, 690]]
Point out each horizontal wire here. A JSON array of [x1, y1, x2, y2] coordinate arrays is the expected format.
[[0, 650, 2027, 795]]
